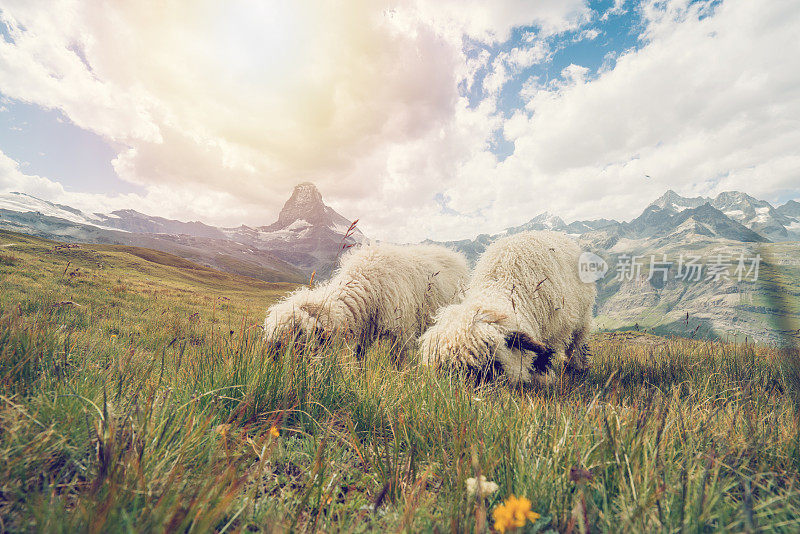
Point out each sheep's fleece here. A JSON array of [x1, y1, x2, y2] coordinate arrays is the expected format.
[[419, 231, 596, 385], [264, 244, 469, 355]]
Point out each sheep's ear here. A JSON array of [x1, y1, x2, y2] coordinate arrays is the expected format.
[[300, 303, 324, 317], [505, 331, 548, 356], [475, 309, 507, 325]]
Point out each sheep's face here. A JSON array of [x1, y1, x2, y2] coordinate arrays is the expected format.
[[492, 330, 556, 386], [420, 305, 504, 374], [263, 299, 334, 352], [264, 307, 314, 352], [420, 304, 554, 385]]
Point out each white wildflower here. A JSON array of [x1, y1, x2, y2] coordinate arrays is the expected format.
[[466, 475, 499, 497]]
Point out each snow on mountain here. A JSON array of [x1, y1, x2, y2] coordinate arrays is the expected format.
[[2, 184, 798, 280], [662, 203, 768, 243], [709, 191, 791, 240], [222, 183, 364, 275], [0, 192, 119, 230], [774, 200, 800, 239], [284, 219, 311, 231], [433, 191, 784, 266], [3, 185, 799, 343], [262, 182, 361, 235], [615, 201, 768, 246], [427, 191, 794, 345], [92, 210, 227, 238], [647, 190, 798, 241], [504, 211, 568, 234], [0, 183, 365, 280], [650, 190, 709, 214]]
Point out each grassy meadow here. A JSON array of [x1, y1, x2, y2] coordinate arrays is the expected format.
[[2, 229, 800, 532]]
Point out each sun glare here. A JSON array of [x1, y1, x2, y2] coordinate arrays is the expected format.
[[212, 0, 304, 87]]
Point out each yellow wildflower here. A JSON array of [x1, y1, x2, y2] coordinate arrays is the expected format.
[[269, 425, 280, 438], [492, 495, 540, 533]]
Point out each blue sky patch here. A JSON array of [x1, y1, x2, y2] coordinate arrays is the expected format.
[[0, 99, 143, 194], [464, 0, 645, 123]]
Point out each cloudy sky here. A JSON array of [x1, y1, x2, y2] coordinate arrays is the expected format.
[[0, 0, 798, 242]]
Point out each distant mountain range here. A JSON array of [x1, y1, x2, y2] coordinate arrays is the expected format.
[[432, 190, 800, 264], [0, 182, 364, 283], [1, 185, 798, 343]]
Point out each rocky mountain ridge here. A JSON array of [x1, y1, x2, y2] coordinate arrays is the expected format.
[[0, 183, 363, 282], [432, 190, 800, 265]]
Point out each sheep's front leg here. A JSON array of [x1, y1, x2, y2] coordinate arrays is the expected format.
[[391, 347, 408, 369], [532, 367, 557, 387], [355, 342, 367, 361], [565, 325, 591, 373], [383, 332, 410, 369]]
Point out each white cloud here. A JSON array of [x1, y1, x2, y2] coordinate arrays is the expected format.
[[0, 6, 162, 143], [507, 42, 551, 68], [462, 0, 800, 234], [0, 150, 64, 199], [0, 148, 278, 227], [0, 0, 463, 218], [0, 0, 588, 237], [481, 40, 552, 97], [482, 58, 510, 96], [464, 48, 493, 93], [0, 0, 798, 244], [601, 0, 628, 21], [576, 28, 601, 41], [383, 0, 800, 241], [407, 0, 589, 43], [558, 64, 590, 85]]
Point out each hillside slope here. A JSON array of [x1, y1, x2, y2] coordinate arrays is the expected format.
[[0, 229, 298, 300], [0, 207, 308, 283], [0, 183, 362, 281]]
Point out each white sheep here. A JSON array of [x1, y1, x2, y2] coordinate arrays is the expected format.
[[419, 231, 596, 386], [264, 243, 469, 360]]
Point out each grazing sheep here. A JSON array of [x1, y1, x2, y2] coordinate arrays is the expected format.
[[419, 231, 596, 386], [264, 243, 469, 360]]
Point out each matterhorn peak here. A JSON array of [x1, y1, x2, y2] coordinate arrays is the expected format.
[[291, 182, 323, 204], [269, 182, 328, 229], [261, 182, 360, 238]]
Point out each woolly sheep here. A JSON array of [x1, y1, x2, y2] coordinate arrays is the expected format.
[[419, 231, 596, 386], [264, 243, 469, 360]]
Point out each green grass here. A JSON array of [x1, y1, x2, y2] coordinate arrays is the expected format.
[[2, 230, 800, 532]]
